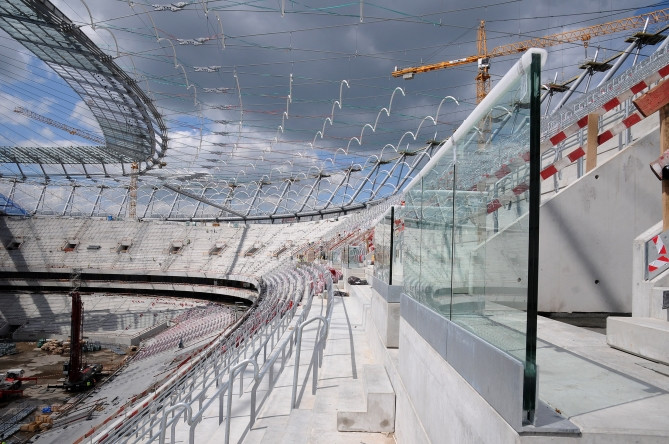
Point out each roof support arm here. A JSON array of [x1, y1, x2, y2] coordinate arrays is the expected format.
[[369, 154, 407, 200], [271, 180, 293, 216], [344, 162, 381, 206], [163, 183, 246, 218], [322, 168, 353, 211]]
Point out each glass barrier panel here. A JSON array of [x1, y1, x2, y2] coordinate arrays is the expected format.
[[348, 245, 364, 268], [398, 51, 541, 420], [373, 211, 391, 283], [330, 247, 342, 268], [401, 182, 424, 303], [391, 206, 404, 286]]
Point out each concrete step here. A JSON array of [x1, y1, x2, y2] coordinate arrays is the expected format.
[[242, 426, 267, 444], [607, 316, 669, 365], [282, 409, 313, 444], [337, 364, 395, 433], [260, 409, 312, 444]]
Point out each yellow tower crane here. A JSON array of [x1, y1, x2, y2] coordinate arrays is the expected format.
[[392, 8, 669, 102], [13, 106, 105, 144]]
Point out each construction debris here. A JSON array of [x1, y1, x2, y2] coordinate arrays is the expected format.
[[0, 403, 34, 440], [38, 339, 102, 355], [19, 412, 53, 432], [38, 339, 65, 355], [0, 343, 18, 357]]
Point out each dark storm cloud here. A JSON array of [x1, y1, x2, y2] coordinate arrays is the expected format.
[[29, 0, 669, 180]]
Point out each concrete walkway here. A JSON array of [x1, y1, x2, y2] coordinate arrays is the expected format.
[[536, 316, 669, 441], [209, 282, 669, 444], [235, 288, 394, 444]]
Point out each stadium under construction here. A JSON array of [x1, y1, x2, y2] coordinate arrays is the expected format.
[[0, 0, 667, 443]]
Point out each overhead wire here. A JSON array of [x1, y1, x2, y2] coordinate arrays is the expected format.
[[2, 0, 665, 202]]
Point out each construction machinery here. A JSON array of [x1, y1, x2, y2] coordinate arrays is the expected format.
[[0, 372, 23, 399], [0, 368, 38, 399], [63, 274, 102, 391], [0, 369, 37, 398], [392, 8, 669, 102]]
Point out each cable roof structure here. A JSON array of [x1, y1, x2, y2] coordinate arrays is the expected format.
[[0, 0, 167, 171], [0, 0, 663, 221]]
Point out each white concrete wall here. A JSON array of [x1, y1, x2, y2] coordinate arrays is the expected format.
[[397, 318, 521, 444], [363, 283, 521, 443], [364, 302, 521, 444], [537, 121, 662, 313], [450, 118, 662, 314]]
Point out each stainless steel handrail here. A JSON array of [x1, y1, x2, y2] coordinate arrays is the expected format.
[[95, 265, 334, 444], [225, 359, 259, 444], [290, 315, 329, 409]]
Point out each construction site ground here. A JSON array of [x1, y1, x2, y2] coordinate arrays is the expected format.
[[0, 341, 132, 443], [30, 327, 227, 444]]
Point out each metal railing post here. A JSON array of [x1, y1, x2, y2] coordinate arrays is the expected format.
[[225, 359, 258, 444], [157, 403, 191, 444], [291, 316, 328, 408]]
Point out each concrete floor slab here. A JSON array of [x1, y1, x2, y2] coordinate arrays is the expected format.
[[536, 315, 669, 441]]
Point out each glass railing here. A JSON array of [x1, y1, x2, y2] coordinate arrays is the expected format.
[[373, 205, 404, 286], [329, 247, 342, 268], [377, 50, 544, 422], [341, 244, 365, 268], [373, 211, 392, 283]]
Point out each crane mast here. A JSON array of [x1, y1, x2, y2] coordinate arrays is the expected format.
[[476, 20, 490, 104]]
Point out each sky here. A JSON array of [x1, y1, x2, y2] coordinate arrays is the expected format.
[[0, 0, 667, 216]]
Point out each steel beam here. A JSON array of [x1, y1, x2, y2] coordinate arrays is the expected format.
[[163, 183, 247, 218]]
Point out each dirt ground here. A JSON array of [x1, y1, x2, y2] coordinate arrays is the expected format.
[[0, 341, 134, 437]]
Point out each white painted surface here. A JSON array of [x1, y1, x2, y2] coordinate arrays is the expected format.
[[633, 222, 663, 318], [537, 120, 662, 313], [632, 221, 669, 320]]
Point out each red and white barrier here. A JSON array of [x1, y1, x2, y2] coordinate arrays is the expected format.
[[541, 63, 669, 153], [540, 147, 586, 180], [488, 62, 669, 211], [597, 111, 643, 145], [486, 182, 529, 214], [648, 235, 669, 273], [543, 116, 589, 149]]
